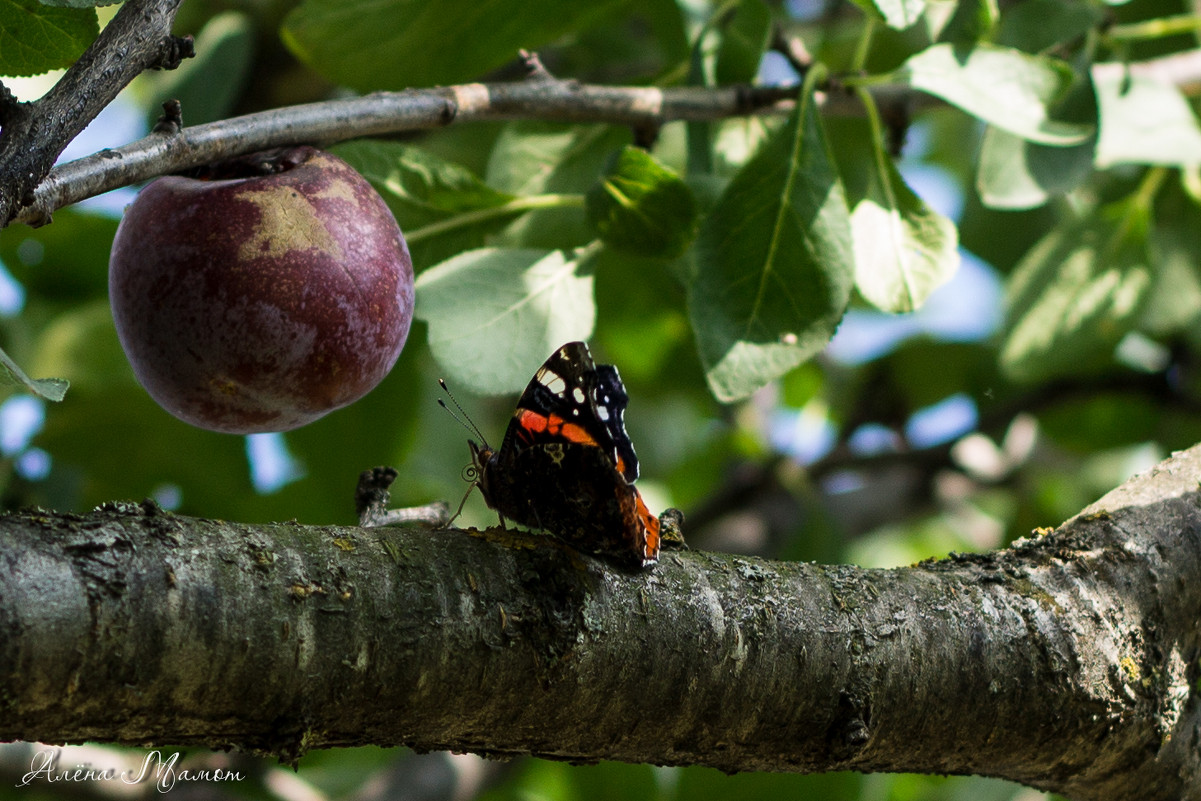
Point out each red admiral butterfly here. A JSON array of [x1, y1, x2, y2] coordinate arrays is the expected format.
[[445, 342, 663, 569]]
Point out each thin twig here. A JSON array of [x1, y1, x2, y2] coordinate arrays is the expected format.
[[10, 82, 798, 228]]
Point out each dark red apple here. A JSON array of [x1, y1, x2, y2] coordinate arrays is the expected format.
[[109, 146, 413, 434]]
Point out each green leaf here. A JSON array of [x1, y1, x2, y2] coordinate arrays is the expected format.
[[892, 43, 1092, 145], [585, 146, 698, 259], [0, 345, 67, 401], [29, 301, 121, 394], [829, 117, 958, 312], [1001, 198, 1154, 382], [414, 247, 597, 394], [977, 75, 1097, 209], [847, 0, 925, 30], [486, 122, 629, 248], [995, 0, 1104, 55], [281, 0, 624, 92], [1141, 178, 1201, 340], [714, 0, 772, 85], [137, 11, 254, 128], [1092, 64, 1201, 168], [331, 139, 517, 269], [0, 0, 96, 77], [934, 0, 997, 44], [688, 81, 853, 403]]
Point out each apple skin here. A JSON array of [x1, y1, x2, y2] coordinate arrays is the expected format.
[[109, 146, 413, 434]]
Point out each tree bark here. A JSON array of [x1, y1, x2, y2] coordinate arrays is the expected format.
[[1, 443, 1199, 801]]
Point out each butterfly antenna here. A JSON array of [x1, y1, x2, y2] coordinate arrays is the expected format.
[[438, 378, 489, 446]]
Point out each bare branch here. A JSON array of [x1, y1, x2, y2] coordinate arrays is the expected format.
[[0, 0, 192, 226], [10, 81, 798, 229]]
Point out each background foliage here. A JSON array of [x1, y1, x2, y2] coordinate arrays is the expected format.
[[4, 0, 1201, 797]]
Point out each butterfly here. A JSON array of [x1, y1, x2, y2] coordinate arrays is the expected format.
[[445, 342, 665, 569]]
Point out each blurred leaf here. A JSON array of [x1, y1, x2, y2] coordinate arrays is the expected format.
[[1001, 196, 1153, 382], [714, 0, 772, 85], [0, 0, 96, 76], [893, 43, 1091, 145], [0, 207, 116, 301], [847, 0, 925, 30], [586, 145, 698, 259], [995, 0, 1103, 54], [1092, 64, 1201, 167], [829, 117, 959, 312], [977, 75, 1097, 210], [414, 247, 596, 394], [1142, 178, 1201, 339], [487, 123, 630, 249], [332, 139, 518, 269], [281, 0, 625, 91], [1039, 393, 1160, 452], [889, 340, 997, 410], [689, 80, 853, 402], [676, 766, 862, 801], [936, 0, 998, 45], [29, 301, 128, 393], [138, 10, 254, 128]]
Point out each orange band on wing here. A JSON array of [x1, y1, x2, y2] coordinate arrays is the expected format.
[[635, 490, 661, 559], [516, 410, 599, 446]]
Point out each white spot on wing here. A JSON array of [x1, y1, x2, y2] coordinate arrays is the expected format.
[[573, 387, 585, 404], [538, 367, 567, 396], [597, 406, 610, 421]]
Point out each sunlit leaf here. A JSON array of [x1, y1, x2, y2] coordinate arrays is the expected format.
[[415, 247, 596, 394], [689, 81, 853, 402], [847, 0, 925, 30], [893, 43, 1092, 145], [1092, 64, 1201, 168], [830, 118, 959, 312]]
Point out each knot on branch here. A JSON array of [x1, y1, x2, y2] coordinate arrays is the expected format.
[[152, 99, 183, 134], [519, 49, 555, 82], [355, 465, 449, 528], [355, 466, 398, 522], [156, 34, 195, 71]]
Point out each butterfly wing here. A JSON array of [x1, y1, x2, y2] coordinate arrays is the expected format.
[[499, 341, 639, 482]]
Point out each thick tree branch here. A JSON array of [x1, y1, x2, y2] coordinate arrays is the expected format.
[[2, 442, 1199, 800], [0, 0, 192, 227], [8, 81, 798, 229]]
